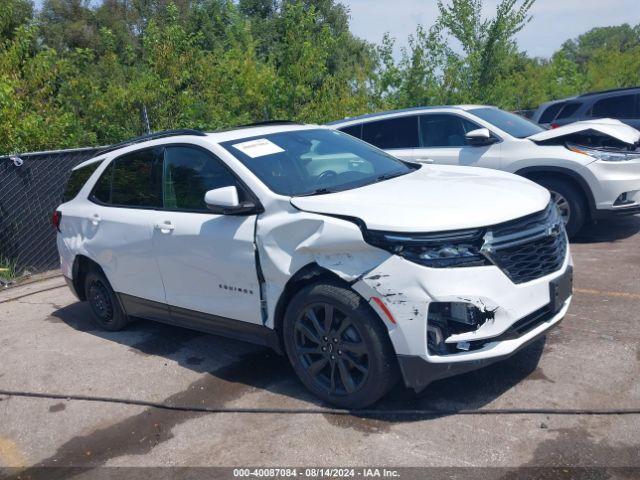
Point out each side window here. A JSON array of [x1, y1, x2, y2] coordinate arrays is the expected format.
[[339, 124, 362, 139], [362, 116, 419, 149], [419, 114, 480, 147], [105, 148, 164, 208], [538, 102, 565, 123], [91, 162, 113, 204], [63, 161, 101, 202], [163, 146, 238, 212], [555, 102, 582, 120], [592, 94, 637, 119]]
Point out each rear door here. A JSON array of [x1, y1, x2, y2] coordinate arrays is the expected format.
[[360, 115, 420, 161], [150, 145, 263, 324], [86, 147, 168, 311], [412, 113, 502, 168]]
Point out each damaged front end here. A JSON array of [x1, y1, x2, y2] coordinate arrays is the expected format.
[[349, 202, 572, 390]]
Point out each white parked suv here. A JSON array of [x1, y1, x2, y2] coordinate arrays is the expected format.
[[328, 106, 640, 237], [55, 124, 573, 407]]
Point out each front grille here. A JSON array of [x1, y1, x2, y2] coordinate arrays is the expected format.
[[484, 204, 567, 284], [490, 231, 567, 283]]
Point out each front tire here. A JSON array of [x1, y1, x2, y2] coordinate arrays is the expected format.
[[535, 177, 586, 238], [84, 268, 129, 331], [283, 282, 399, 408]]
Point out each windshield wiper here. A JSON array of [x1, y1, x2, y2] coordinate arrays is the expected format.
[[376, 171, 408, 182], [297, 187, 338, 197]]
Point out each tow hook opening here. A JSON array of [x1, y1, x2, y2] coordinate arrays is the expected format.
[[427, 301, 496, 355]]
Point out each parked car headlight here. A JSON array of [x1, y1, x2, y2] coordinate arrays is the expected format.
[[567, 143, 640, 162], [364, 229, 490, 268]]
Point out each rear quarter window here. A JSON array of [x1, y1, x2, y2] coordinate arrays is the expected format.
[[62, 161, 101, 202]]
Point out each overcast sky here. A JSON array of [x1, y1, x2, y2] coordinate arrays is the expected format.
[[342, 0, 640, 58]]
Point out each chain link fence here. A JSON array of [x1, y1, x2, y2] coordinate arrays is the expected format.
[[0, 147, 101, 278]]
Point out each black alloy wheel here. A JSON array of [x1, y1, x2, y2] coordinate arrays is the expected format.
[[293, 303, 370, 396], [283, 282, 399, 408]]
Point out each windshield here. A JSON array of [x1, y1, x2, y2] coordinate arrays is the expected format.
[[469, 107, 544, 138], [220, 128, 414, 196]]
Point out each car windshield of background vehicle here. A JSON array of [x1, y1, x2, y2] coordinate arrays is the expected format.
[[221, 129, 414, 196], [470, 107, 545, 138]]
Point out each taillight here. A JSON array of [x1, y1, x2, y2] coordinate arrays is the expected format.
[[550, 123, 560, 129], [52, 210, 62, 232]]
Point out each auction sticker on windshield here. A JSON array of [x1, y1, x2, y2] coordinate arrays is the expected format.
[[232, 138, 284, 158]]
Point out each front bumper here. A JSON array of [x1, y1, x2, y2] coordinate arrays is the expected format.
[[397, 302, 566, 391], [593, 204, 640, 219], [351, 244, 572, 389], [587, 159, 640, 216]]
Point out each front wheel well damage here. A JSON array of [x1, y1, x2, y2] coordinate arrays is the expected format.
[[272, 264, 348, 343], [272, 263, 392, 353]]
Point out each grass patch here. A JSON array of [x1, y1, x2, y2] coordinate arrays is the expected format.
[[0, 256, 19, 282]]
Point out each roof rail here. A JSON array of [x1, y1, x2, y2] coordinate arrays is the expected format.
[[578, 86, 640, 98], [325, 106, 465, 125], [94, 129, 206, 157], [235, 120, 301, 128]]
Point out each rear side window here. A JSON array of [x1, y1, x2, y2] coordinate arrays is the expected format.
[[91, 162, 113, 204], [592, 94, 637, 119], [538, 102, 565, 123], [339, 124, 363, 139], [362, 116, 419, 149], [419, 114, 481, 147], [163, 146, 238, 212], [91, 148, 163, 208], [555, 102, 582, 120], [62, 161, 101, 202]]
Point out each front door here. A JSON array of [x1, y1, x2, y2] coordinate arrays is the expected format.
[[151, 145, 263, 324]]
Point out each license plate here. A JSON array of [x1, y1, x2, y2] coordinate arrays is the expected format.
[[550, 266, 573, 313]]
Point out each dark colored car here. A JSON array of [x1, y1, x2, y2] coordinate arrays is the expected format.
[[531, 87, 640, 130]]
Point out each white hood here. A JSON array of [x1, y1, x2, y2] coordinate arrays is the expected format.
[[291, 165, 550, 232], [528, 118, 640, 146]]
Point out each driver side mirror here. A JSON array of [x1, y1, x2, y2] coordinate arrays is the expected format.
[[465, 128, 498, 146], [204, 186, 260, 215]]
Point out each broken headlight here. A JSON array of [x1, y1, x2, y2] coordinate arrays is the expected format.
[[364, 228, 491, 268], [567, 143, 640, 162]]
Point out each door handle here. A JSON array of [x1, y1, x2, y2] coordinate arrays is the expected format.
[[154, 221, 175, 233], [415, 157, 435, 164], [91, 214, 101, 226]]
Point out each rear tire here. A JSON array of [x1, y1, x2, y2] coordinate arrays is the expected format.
[[283, 282, 399, 408], [84, 268, 129, 331], [534, 177, 586, 238]]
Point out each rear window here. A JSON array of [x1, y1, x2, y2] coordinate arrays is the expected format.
[[592, 94, 638, 119], [362, 116, 419, 149], [62, 161, 101, 202], [555, 102, 582, 120], [538, 102, 565, 124]]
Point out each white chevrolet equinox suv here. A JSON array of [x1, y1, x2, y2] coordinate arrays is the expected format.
[[55, 123, 573, 408], [329, 106, 640, 237]]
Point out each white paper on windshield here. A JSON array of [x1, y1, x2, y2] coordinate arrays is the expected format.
[[232, 138, 284, 158]]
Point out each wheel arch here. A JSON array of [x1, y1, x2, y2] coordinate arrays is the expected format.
[[71, 254, 106, 301], [515, 166, 596, 218], [272, 263, 349, 342]]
